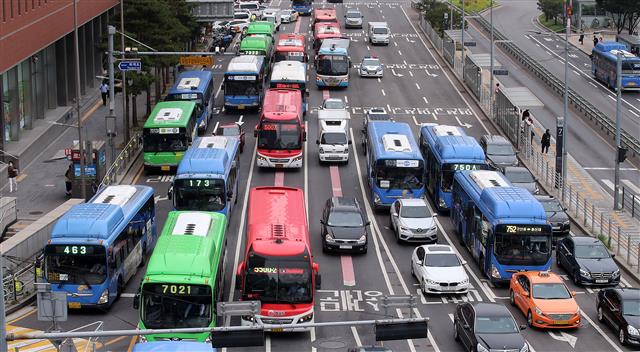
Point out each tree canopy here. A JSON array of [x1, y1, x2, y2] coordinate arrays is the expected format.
[[596, 0, 640, 34], [537, 0, 563, 24]]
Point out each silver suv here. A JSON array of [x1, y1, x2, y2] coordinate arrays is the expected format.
[[344, 10, 363, 29]]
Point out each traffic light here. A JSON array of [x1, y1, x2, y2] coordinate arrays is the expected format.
[[617, 147, 628, 163]]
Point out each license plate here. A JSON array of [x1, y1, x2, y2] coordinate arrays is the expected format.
[[238, 105, 245, 109], [595, 279, 608, 283], [555, 320, 569, 325], [629, 82, 637, 86], [271, 327, 284, 332], [340, 245, 352, 249], [275, 164, 284, 168], [161, 165, 170, 171], [68, 302, 81, 309]]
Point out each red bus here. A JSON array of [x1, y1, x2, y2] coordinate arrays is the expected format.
[[312, 8, 337, 30], [274, 33, 308, 63], [313, 22, 342, 51], [254, 89, 306, 168], [237, 186, 320, 329]]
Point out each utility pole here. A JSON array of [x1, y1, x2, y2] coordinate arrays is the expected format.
[[489, 0, 494, 119], [461, 0, 465, 81], [561, 0, 572, 194], [120, 0, 129, 143], [1, 255, 8, 352], [614, 51, 622, 209], [74, 0, 86, 201]]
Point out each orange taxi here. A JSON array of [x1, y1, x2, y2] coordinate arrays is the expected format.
[[509, 271, 581, 329]]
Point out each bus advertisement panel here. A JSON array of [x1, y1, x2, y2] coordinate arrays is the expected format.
[[136, 211, 228, 342], [420, 123, 488, 212], [275, 33, 307, 63], [237, 186, 320, 330], [165, 70, 214, 135], [451, 170, 552, 284], [172, 136, 240, 218], [255, 89, 305, 168], [142, 101, 198, 172], [223, 55, 267, 110], [315, 38, 350, 88], [44, 185, 156, 308], [592, 42, 640, 91], [365, 121, 425, 208]]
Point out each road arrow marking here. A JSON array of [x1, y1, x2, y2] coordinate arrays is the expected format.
[[547, 331, 577, 348], [454, 116, 472, 128], [155, 195, 169, 202], [425, 69, 438, 77], [391, 69, 404, 77]]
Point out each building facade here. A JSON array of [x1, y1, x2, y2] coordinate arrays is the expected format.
[[0, 0, 118, 157]]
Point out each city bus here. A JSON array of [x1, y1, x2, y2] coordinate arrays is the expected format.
[[365, 121, 425, 209], [275, 33, 307, 63], [170, 136, 240, 218], [245, 21, 277, 42], [133, 342, 216, 352], [592, 42, 640, 91], [143, 101, 198, 172], [270, 61, 309, 115], [135, 211, 228, 342], [239, 35, 273, 58], [316, 38, 350, 88], [292, 0, 313, 16], [223, 55, 267, 110], [236, 186, 320, 329], [451, 170, 552, 284], [255, 88, 305, 168], [312, 8, 337, 29], [165, 70, 214, 136], [44, 185, 156, 309], [313, 22, 342, 51], [420, 123, 489, 212]]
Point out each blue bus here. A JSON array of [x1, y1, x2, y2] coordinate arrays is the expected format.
[[419, 123, 488, 212], [223, 55, 267, 110], [316, 38, 350, 88], [133, 342, 216, 352], [292, 0, 313, 15], [165, 71, 215, 135], [451, 170, 552, 284], [592, 42, 640, 91], [44, 185, 157, 308], [365, 121, 425, 208], [170, 136, 240, 218]]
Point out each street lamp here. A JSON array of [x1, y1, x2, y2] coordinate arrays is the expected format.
[[73, 0, 86, 200]]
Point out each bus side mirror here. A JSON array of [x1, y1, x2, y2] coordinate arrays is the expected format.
[[167, 186, 173, 200], [133, 293, 140, 309], [227, 191, 233, 200]]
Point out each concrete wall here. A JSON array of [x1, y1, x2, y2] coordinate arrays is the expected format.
[[0, 197, 17, 234]]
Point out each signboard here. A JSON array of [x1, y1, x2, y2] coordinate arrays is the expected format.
[[493, 69, 509, 76], [75, 164, 97, 177], [117, 60, 142, 71], [180, 56, 213, 66]]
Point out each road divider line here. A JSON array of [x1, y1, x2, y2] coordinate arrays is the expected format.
[[275, 171, 284, 187], [580, 309, 623, 351], [294, 16, 302, 33], [351, 326, 362, 346], [412, 116, 419, 125], [423, 97, 429, 104], [415, 83, 421, 90], [381, 89, 386, 96]]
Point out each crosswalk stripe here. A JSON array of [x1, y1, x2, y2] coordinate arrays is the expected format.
[[9, 340, 53, 352], [601, 179, 615, 191], [622, 179, 640, 194]]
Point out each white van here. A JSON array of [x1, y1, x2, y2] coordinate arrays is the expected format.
[[368, 22, 390, 45]]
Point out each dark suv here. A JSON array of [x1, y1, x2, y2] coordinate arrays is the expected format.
[[321, 197, 370, 253], [479, 135, 518, 171]]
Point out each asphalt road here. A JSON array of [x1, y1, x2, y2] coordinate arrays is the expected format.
[[8, 1, 640, 352]]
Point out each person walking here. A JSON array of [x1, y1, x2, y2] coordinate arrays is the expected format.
[[8, 161, 18, 193], [579, 33, 584, 45], [593, 35, 599, 47], [541, 129, 551, 154], [64, 163, 74, 196], [99, 82, 109, 106]]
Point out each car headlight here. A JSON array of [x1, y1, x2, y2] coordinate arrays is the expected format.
[[535, 307, 544, 316], [298, 312, 313, 323], [563, 220, 570, 225], [98, 290, 109, 304], [373, 193, 381, 204], [612, 269, 620, 277], [425, 278, 438, 285], [579, 268, 591, 278], [325, 234, 335, 243], [476, 343, 489, 352], [628, 325, 640, 336], [400, 226, 409, 232], [490, 265, 501, 279], [520, 343, 529, 352], [357, 235, 366, 244], [139, 335, 147, 343], [460, 277, 469, 285]]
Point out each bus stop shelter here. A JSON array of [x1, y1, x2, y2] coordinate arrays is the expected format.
[[463, 53, 504, 100], [495, 87, 544, 149], [443, 30, 475, 66]]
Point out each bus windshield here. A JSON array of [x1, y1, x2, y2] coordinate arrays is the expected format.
[[143, 130, 188, 153], [224, 76, 260, 96], [622, 60, 640, 74], [494, 227, 551, 266], [45, 245, 107, 286], [244, 253, 312, 304], [317, 55, 349, 76], [174, 178, 226, 211], [375, 162, 424, 190], [141, 284, 212, 329], [166, 93, 204, 106], [258, 121, 301, 150], [442, 163, 488, 192]]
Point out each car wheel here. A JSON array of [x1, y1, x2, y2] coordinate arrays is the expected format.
[[509, 290, 515, 306], [527, 311, 534, 328], [619, 328, 627, 345], [453, 321, 460, 341], [597, 306, 604, 322]]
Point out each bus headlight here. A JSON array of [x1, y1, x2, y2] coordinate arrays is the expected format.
[[139, 335, 147, 343], [490, 265, 501, 279], [98, 290, 109, 304], [298, 312, 313, 323], [293, 155, 303, 162], [373, 194, 381, 205]]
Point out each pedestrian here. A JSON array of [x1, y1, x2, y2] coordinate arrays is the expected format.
[[7, 161, 18, 193], [541, 129, 551, 154], [525, 117, 534, 143], [593, 35, 599, 47], [522, 109, 530, 122], [599, 35, 604, 43], [579, 33, 584, 45], [494, 82, 500, 94], [99, 81, 109, 106], [64, 163, 73, 196]]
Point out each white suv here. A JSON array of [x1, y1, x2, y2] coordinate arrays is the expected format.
[[390, 198, 437, 243]]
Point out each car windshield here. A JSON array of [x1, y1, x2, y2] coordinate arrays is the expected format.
[[475, 316, 519, 334], [328, 210, 364, 227], [362, 59, 380, 66], [505, 169, 534, 183], [317, 55, 349, 76], [173, 179, 226, 212], [540, 199, 564, 212], [141, 284, 212, 329], [44, 245, 107, 286], [143, 131, 188, 153], [400, 204, 430, 218], [258, 121, 301, 150], [244, 253, 313, 304], [224, 78, 260, 96], [574, 244, 610, 259], [532, 283, 571, 299], [375, 162, 424, 190], [321, 132, 347, 145], [323, 100, 345, 110], [487, 144, 515, 156], [346, 12, 360, 18], [424, 253, 460, 267], [623, 299, 640, 316], [373, 27, 388, 34]]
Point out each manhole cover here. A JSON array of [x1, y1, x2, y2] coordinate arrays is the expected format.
[[29, 211, 43, 215], [317, 341, 347, 349]]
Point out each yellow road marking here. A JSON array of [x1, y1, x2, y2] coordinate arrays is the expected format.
[[126, 336, 138, 352], [8, 307, 36, 324], [15, 173, 27, 182], [103, 335, 128, 346], [80, 100, 103, 124], [132, 165, 144, 185]]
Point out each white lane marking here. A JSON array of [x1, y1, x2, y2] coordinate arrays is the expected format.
[[310, 326, 317, 352], [448, 313, 454, 322], [120, 293, 136, 298], [214, 82, 223, 98], [431, 113, 438, 121], [547, 331, 578, 348], [622, 179, 640, 194], [381, 89, 386, 96], [386, 104, 391, 112], [367, 45, 370, 51], [589, 82, 599, 88], [265, 335, 271, 352], [398, 50, 403, 56], [412, 115, 419, 125], [608, 95, 616, 101], [630, 110, 639, 117], [351, 326, 362, 347], [344, 96, 349, 103], [580, 308, 624, 352], [601, 179, 615, 191], [409, 71, 414, 77], [423, 97, 429, 104], [415, 83, 421, 90]]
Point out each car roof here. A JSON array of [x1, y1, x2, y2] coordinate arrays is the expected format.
[[605, 287, 640, 299], [398, 198, 427, 206], [482, 134, 510, 144], [472, 302, 513, 317], [329, 197, 360, 211], [422, 244, 454, 254], [520, 271, 563, 283], [571, 236, 604, 245], [503, 166, 531, 174]]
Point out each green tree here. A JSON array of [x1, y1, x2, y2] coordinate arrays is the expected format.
[[537, 0, 563, 24], [626, 1, 640, 34], [421, 0, 460, 35], [596, 0, 628, 34]]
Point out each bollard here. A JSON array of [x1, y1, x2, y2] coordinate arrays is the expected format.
[[591, 204, 595, 231], [583, 198, 588, 227], [617, 227, 621, 255]]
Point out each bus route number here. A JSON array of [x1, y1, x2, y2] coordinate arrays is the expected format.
[[162, 284, 192, 295], [452, 164, 479, 171], [64, 246, 87, 255]]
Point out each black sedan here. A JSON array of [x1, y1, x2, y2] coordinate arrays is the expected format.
[[454, 302, 528, 352], [597, 288, 640, 346], [535, 195, 570, 243], [321, 197, 369, 254], [556, 236, 620, 286]]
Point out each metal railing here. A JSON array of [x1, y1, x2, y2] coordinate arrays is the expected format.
[[622, 186, 640, 221], [98, 130, 142, 189], [2, 255, 38, 306]]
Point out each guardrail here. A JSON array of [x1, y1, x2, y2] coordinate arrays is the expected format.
[[622, 186, 640, 221], [98, 130, 142, 189], [2, 256, 37, 306]]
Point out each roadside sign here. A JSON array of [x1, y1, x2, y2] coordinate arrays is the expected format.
[[117, 60, 142, 71], [180, 56, 214, 66], [493, 68, 509, 76]]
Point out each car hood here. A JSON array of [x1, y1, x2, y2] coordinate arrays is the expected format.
[[487, 154, 518, 166], [320, 143, 348, 152], [362, 65, 381, 71], [328, 226, 366, 240], [399, 217, 435, 230], [546, 211, 569, 224], [477, 332, 525, 350], [511, 181, 537, 193], [625, 315, 640, 328], [424, 265, 467, 283], [532, 298, 578, 314], [576, 257, 618, 273]]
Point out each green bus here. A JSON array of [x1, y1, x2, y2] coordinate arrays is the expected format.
[[143, 101, 198, 172], [239, 35, 273, 58], [245, 21, 276, 41], [134, 211, 228, 342]]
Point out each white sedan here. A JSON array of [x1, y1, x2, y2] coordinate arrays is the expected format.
[[280, 9, 299, 23], [411, 244, 470, 295]]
